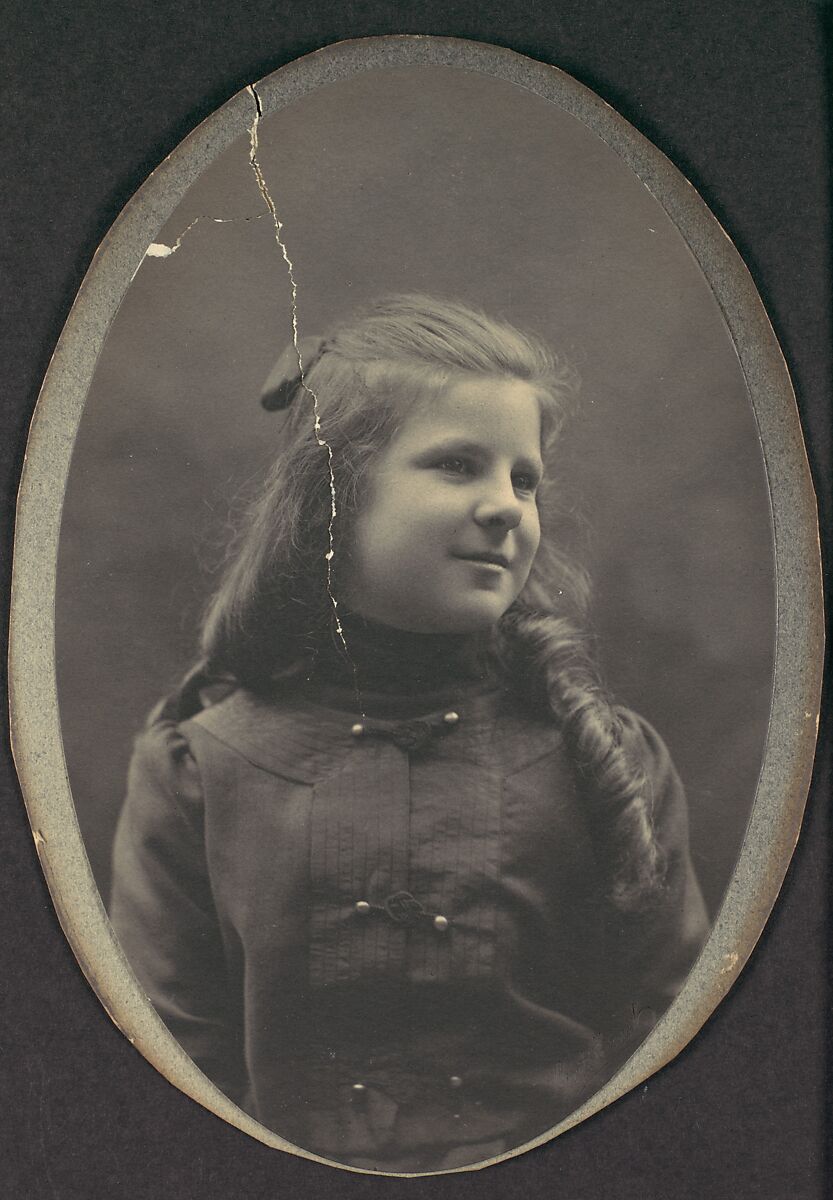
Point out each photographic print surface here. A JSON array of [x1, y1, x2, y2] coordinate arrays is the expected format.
[[10, 38, 821, 1175]]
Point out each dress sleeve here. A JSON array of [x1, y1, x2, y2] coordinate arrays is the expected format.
[[603, 709, 710, 1041], [110, 716, 247, 1104]]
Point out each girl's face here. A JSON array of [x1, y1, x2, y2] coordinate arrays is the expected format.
[[342, 374, 544, 633]]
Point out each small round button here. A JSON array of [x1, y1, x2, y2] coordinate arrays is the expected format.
[[449, 1075, 463, 1089], [351, 722, 365, 737], [355, 900, 371, 916], [443, 711, 460, 725], [433, 914, 449, 932]]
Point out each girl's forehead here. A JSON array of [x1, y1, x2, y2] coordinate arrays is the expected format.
[[399, 374, 544, 447]]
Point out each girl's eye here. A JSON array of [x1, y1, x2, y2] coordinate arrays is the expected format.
[[436, 456, 474, 476], [512, 472, 539, 494]]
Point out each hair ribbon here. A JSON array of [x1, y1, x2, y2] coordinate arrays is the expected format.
[[260, 335, 327, 411]]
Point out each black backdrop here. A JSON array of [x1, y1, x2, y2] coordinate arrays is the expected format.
[[2, 3, 830, 1198]]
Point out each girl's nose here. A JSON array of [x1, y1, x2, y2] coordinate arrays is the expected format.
[[473, 481, 523, 530]]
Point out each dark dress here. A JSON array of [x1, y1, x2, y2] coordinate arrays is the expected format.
[[110, 623, 709, 1171]]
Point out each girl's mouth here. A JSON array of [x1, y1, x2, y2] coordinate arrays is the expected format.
[[454, 551, 511, 569]]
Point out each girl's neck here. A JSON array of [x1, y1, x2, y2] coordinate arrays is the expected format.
[[301, 611, 497, 703]]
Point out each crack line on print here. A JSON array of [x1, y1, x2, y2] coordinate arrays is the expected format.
[[144, 212, 270, 260], [246, 83, 361, 710]]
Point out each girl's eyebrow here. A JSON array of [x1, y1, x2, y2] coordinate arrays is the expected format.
[[417, 438, 485, 459]]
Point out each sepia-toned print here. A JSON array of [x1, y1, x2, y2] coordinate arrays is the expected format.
[[10, 38, 822, 1175]]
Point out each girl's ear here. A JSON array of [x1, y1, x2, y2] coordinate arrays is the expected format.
[[260, 336, 326, 411]]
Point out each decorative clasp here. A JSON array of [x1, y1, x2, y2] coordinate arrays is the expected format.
[[383, 890, 426, 926]]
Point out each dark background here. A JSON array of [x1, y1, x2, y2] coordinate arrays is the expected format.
[[2, 2, 829, 1198]]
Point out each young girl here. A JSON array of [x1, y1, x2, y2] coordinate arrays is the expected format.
[[111, 294, 708, 1172]]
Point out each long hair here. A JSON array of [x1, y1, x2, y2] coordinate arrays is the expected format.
[[198, 294, 665, 909]]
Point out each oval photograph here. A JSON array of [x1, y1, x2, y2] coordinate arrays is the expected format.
[[10, 37, 821, 1174]]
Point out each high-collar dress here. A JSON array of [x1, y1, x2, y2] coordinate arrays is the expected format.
[[110, 622, 709, 1171]]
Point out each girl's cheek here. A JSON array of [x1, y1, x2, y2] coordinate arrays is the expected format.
[[526, 506, 542, 542]]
